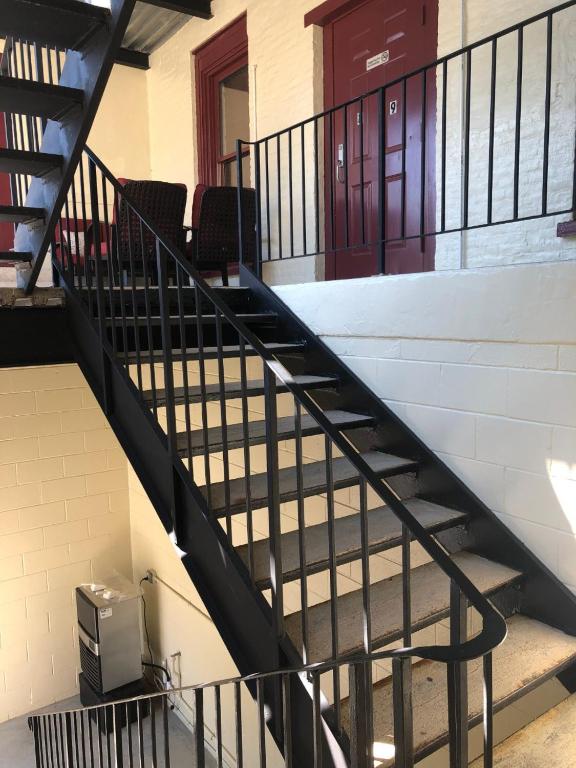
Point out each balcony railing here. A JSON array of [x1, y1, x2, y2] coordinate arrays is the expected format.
[[236, 0, 576, 283]]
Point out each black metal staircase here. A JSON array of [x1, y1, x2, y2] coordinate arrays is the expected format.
[[29, 145, 574, 767]]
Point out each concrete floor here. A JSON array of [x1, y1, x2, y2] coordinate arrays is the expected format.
[[0, 696, 215, 768]]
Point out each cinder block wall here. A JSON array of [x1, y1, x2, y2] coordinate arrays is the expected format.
[[0, 364, 131, 721], [276, 261, 576, 596]]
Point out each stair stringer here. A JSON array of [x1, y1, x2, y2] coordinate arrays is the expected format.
[[63, 284, 345, 768], [14, 0, 137, 292], [240, 264, 576, 639]]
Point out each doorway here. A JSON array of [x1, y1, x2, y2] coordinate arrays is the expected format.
[[195, 15, 251, 187], [322, 0, 437, 279]]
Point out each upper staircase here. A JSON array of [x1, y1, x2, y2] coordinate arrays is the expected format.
[[0, 0, 136, 287]]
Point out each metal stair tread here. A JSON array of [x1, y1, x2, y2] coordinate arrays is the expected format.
[[470, 693, 576, 767], [0, 0, 109, 50], [0, 205, 44, 223], [237, 499, 468, 589], [124, 341, 306, 362], [143, 374, 339, 407], [285, 551, 522, 662], [178, 410, 374, 457], [341, 615, 576, 765], [0, 251, 32, 263], [0, 76, 84, 120], [0, 148, 63, 177], [204, 452, 419, 518]]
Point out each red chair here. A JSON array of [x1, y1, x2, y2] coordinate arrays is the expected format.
[[186, 185, 256, 285]]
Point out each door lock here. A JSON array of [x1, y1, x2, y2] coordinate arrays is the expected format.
[[336, 143, 345, 183]]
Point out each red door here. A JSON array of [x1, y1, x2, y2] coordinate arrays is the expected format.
[[323, 0, 437, 279]]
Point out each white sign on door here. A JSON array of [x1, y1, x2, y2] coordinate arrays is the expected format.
[[366, 50, 390, 71]]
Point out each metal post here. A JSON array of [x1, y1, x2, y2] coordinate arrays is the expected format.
[[447, 581, 469, 768], [393, 657, 414, 768], [377, 88, 386, 274], [349, 662, 371, 768], [236, 139, 245, 269]]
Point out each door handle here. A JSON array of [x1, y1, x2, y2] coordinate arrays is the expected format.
[[336, 143, 345, 184]]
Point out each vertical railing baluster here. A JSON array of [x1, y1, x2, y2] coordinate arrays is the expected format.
[[97, 708, 104, 768], [420, 69, 427, 245], [312, 672, 322, 768], [265, 139, 271, 261], [542, 13, 553, 215], [136, 700, 144, 768], [100, 175, 117, 356], [264, 365, 283, 634], [215, 686, 223, 768], [235, 680, 244, 768], [377, 87, 386, 273], [162, 696, 170, 768], [402, 523, 412, 647], [282, 674, 292, 768], [254, 141, 263, 276], [215, 309, 232, 538], [343, 104, 350, 249], [48, 714, 55, 768], [288, 130, 294, 258], [349, 662, 370, 768], [124, 200, 144, 395], [236, 139, 245, 268], [513, 27, 523, 220], [393, 657, 414, 768], [359, 97, 366, 247], [112, 704, 123, 768], [194, 689, 205, 768], [150, 700, 157, 768], [88, 159, 112, 416], [487, 40, 497, 225], [157, 241, 180, 538], [400, 77, 407, 240], [140, 221, 158, 411], [325, 436, 340, 729], [329, 111, 336, 252], [300, 123, 307, 256], [359, 478, 371, 655], [463, 50, 472, 229], [447, 582, 469, 768], [277, 135, 283, 259], [239, 336, 254, 575], [257, 678, 267, 768], [295, 400, 309, 661], [483, 653, 494, 768], [194, 283, 212, 507], [314, 118, 320, 255], [125, 704, 133, 768], [176, 265, 194, 479]]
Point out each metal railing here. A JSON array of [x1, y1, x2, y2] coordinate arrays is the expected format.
[[30, 643, 495, 768], [47, 145, 507, 766], [236, 0, 576, 280], [1, 35, 67, 207]]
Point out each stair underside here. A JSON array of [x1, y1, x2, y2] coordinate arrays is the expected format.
[[0, 0, 109, 50], [0, 205, 44, 224], [0, 77, 83, 120], [143, 374, 338, 407], [285, 551, 522, 661], [237, 499, 468, 589], [470, 693, 576, 768], [177, 410, 374, 457], [340, 615, 576, 765], [125, 341, 306, 362], [205, 452, 419, 518], [0, 148, 62, 176]]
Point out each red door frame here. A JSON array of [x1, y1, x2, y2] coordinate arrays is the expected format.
[[316, 0, 438, 278], [194, 15, 249, 187]]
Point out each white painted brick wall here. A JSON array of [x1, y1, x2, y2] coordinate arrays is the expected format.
[[275, 261, 576, 595], [0, 365, 131, 722]]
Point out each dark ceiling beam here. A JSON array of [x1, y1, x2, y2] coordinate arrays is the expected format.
[[136, 0, 212, 18], [115, 47, 150, 70]]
